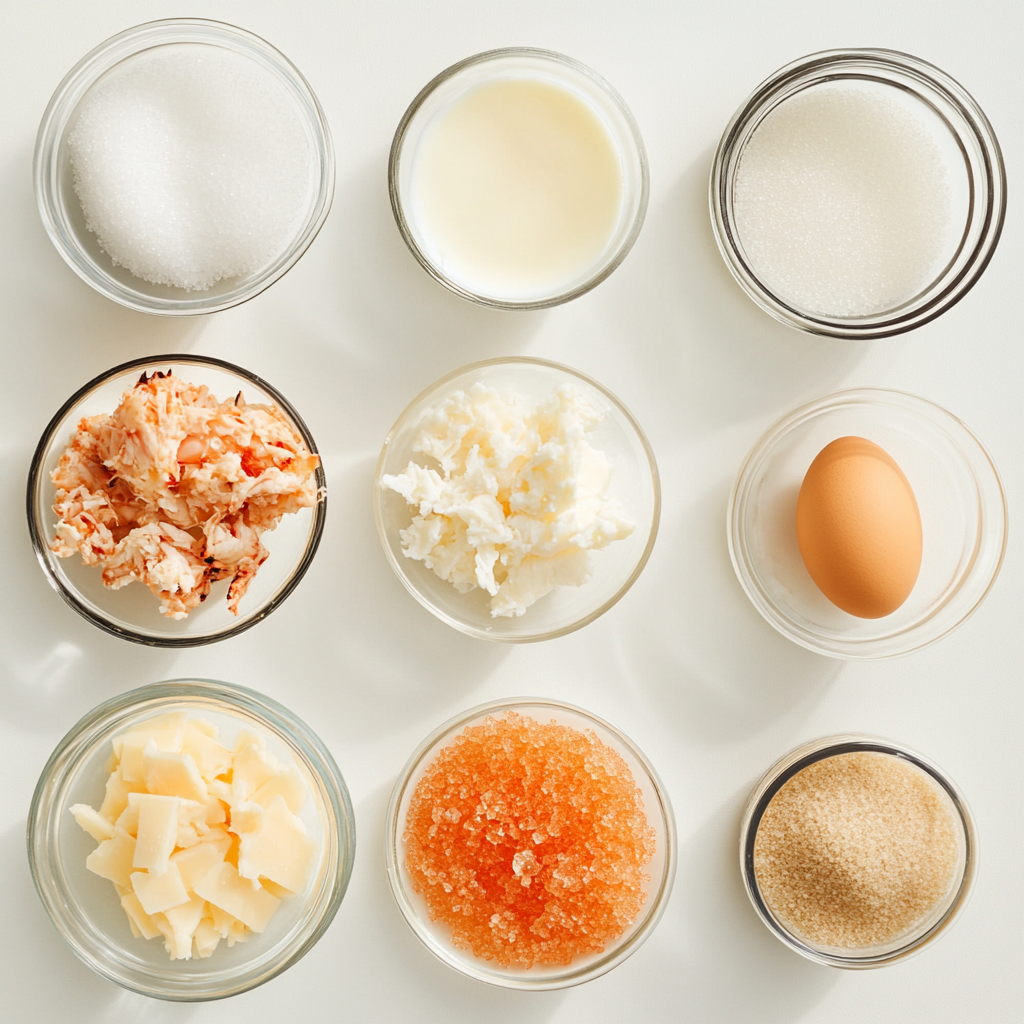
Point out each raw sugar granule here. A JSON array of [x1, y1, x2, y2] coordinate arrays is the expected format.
[[403, 712, 656, 968], [68, 43, 315, 291], [753, 751, 960, 950]]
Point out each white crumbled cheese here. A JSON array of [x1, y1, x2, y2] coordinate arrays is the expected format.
[[69, 712, 316, 961], [382, 383, 635, 617]]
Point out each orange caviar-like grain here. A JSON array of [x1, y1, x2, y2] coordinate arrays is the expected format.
[[404, 712, 657, 968]]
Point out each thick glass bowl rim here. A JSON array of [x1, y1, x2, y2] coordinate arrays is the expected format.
[[384, 696, 677, 990], [27, 677, 357, 1001], [26, 353, 328, 647], [373, 355, 662, 642], [727, 386, 1007, 659], [388, 46, 650, 310], [33, 17, 336, 317], [738, 734, 977, 969], [709, 48, 1006, 339]]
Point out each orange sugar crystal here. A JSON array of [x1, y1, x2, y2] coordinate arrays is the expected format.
[[403, 711, 657, 969]]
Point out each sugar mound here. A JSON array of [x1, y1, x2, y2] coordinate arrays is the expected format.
[[733, 81, 956, 318], [68, 44, 316, 291]]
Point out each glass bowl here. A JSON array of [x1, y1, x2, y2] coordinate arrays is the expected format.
[[739, 735, 977, 968], [728, 388, 1006, 659], [374, 357, 660, 642], [385, 698, 676, 989], [389, 48, 649, 309], [27, 678, 356, 1000], [34, 18, 334, 315], [710, 49, 1005, 338], [27, 354, 327, 647]]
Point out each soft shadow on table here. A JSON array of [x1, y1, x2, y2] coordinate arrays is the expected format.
[[0, 823, 199, 1024], [598, 148, 870, 439], [625, 791, 836, 1023], [616, 479, 839, 744], [310, 155, 546, 381], [0, 446, 178, 738], [296, 782, 567, 1024], [0, 150, 204, 437], [235, 453, 509, 741]]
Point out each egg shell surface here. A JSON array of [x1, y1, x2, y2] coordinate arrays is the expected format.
[[795, 436, 923, 619]]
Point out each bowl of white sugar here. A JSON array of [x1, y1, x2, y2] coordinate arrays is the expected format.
[[710, 50, 1005, 339], [34, 19, 334, 315]]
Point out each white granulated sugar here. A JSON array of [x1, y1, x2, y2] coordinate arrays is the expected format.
[[733, 81, 958, 318], [68, 44, 315, 291]]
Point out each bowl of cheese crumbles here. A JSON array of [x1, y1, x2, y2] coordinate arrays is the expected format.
[[27, 678, 355, 1000]]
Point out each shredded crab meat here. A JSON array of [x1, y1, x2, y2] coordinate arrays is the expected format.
[[50, 370, 320, 619]]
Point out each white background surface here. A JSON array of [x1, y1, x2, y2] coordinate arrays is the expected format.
[[1, 1, 1021, 1021]]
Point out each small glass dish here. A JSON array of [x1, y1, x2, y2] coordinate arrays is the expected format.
[[728, 388, 1006, 659], [34, 18, 334, 316], [389, 48, 649, 309], [739, 735, 977, 968], [385, 697, 676, 989], [710, 49, 1005, 338], [27, 354, 327, 647], [27, 678, 356, 1000], [374, 357, 660, 642]]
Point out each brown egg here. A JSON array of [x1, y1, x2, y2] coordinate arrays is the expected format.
[[796, 436, 922, 618]]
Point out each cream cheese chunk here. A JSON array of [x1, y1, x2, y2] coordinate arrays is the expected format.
[[382, 383, 635, 616], [69, 712, 315, 961]]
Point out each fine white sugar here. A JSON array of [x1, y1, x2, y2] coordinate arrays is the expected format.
[[733, 81, 959, 318], [68, 44, 315, 291]]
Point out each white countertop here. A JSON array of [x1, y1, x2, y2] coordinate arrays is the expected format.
[[2, 1, 1021, 1021]]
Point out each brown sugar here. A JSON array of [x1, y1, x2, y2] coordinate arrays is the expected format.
[[753, 751, 961, 950], [403, 712, 656, 969]]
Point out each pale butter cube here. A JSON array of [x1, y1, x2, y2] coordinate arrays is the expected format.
[[132, 794, 180, 875], [98, 768, 146, 822], [259, 877, 295, 900], [117, 713, 188, 783], [183, 724, 232, 781], [227, 918, 249, 947], [176, 824, 203, 849], [231, 737, 276, 800], [85, 830, 137, 888], [208, 902, 238, 938], [237, 796, 316, 895], [172, 841, 228, 891], [228, 800, 264, 835], [69, 803, 114, 842], [120, 891, 162, 940], [131, 862, 189, 915], [193, 918, 222, 959], [144, 743, 208, 803], [192, 861, 279, 933], [252, 765, 306, 815], [162, 894, 206, 960]]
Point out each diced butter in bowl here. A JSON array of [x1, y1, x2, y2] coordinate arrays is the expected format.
[[28, 679, 355, 1001], [374, 357, 661, 642]]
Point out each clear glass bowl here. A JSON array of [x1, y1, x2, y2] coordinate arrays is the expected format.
[[27, 678, 356, 1000], [27, 354, 327, 647], [710, 49, 1005, 338], [34, 18, 335, 315], [739, 735, 977, 968], [374, 357, 660, 642], [385, 698, 676, 989], [728, 388, 1006, 659], [388, 48, 649, 309]]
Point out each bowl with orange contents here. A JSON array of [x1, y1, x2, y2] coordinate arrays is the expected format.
[[385, 698, 676, 989], [27, 678, 355, 1000], [26, 354, 327, 646]]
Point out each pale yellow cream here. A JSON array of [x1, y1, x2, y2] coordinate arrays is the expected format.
[[411, 77, 623, 299]]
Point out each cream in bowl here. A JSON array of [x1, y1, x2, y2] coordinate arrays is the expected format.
[[389, 48, 648, 308]]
